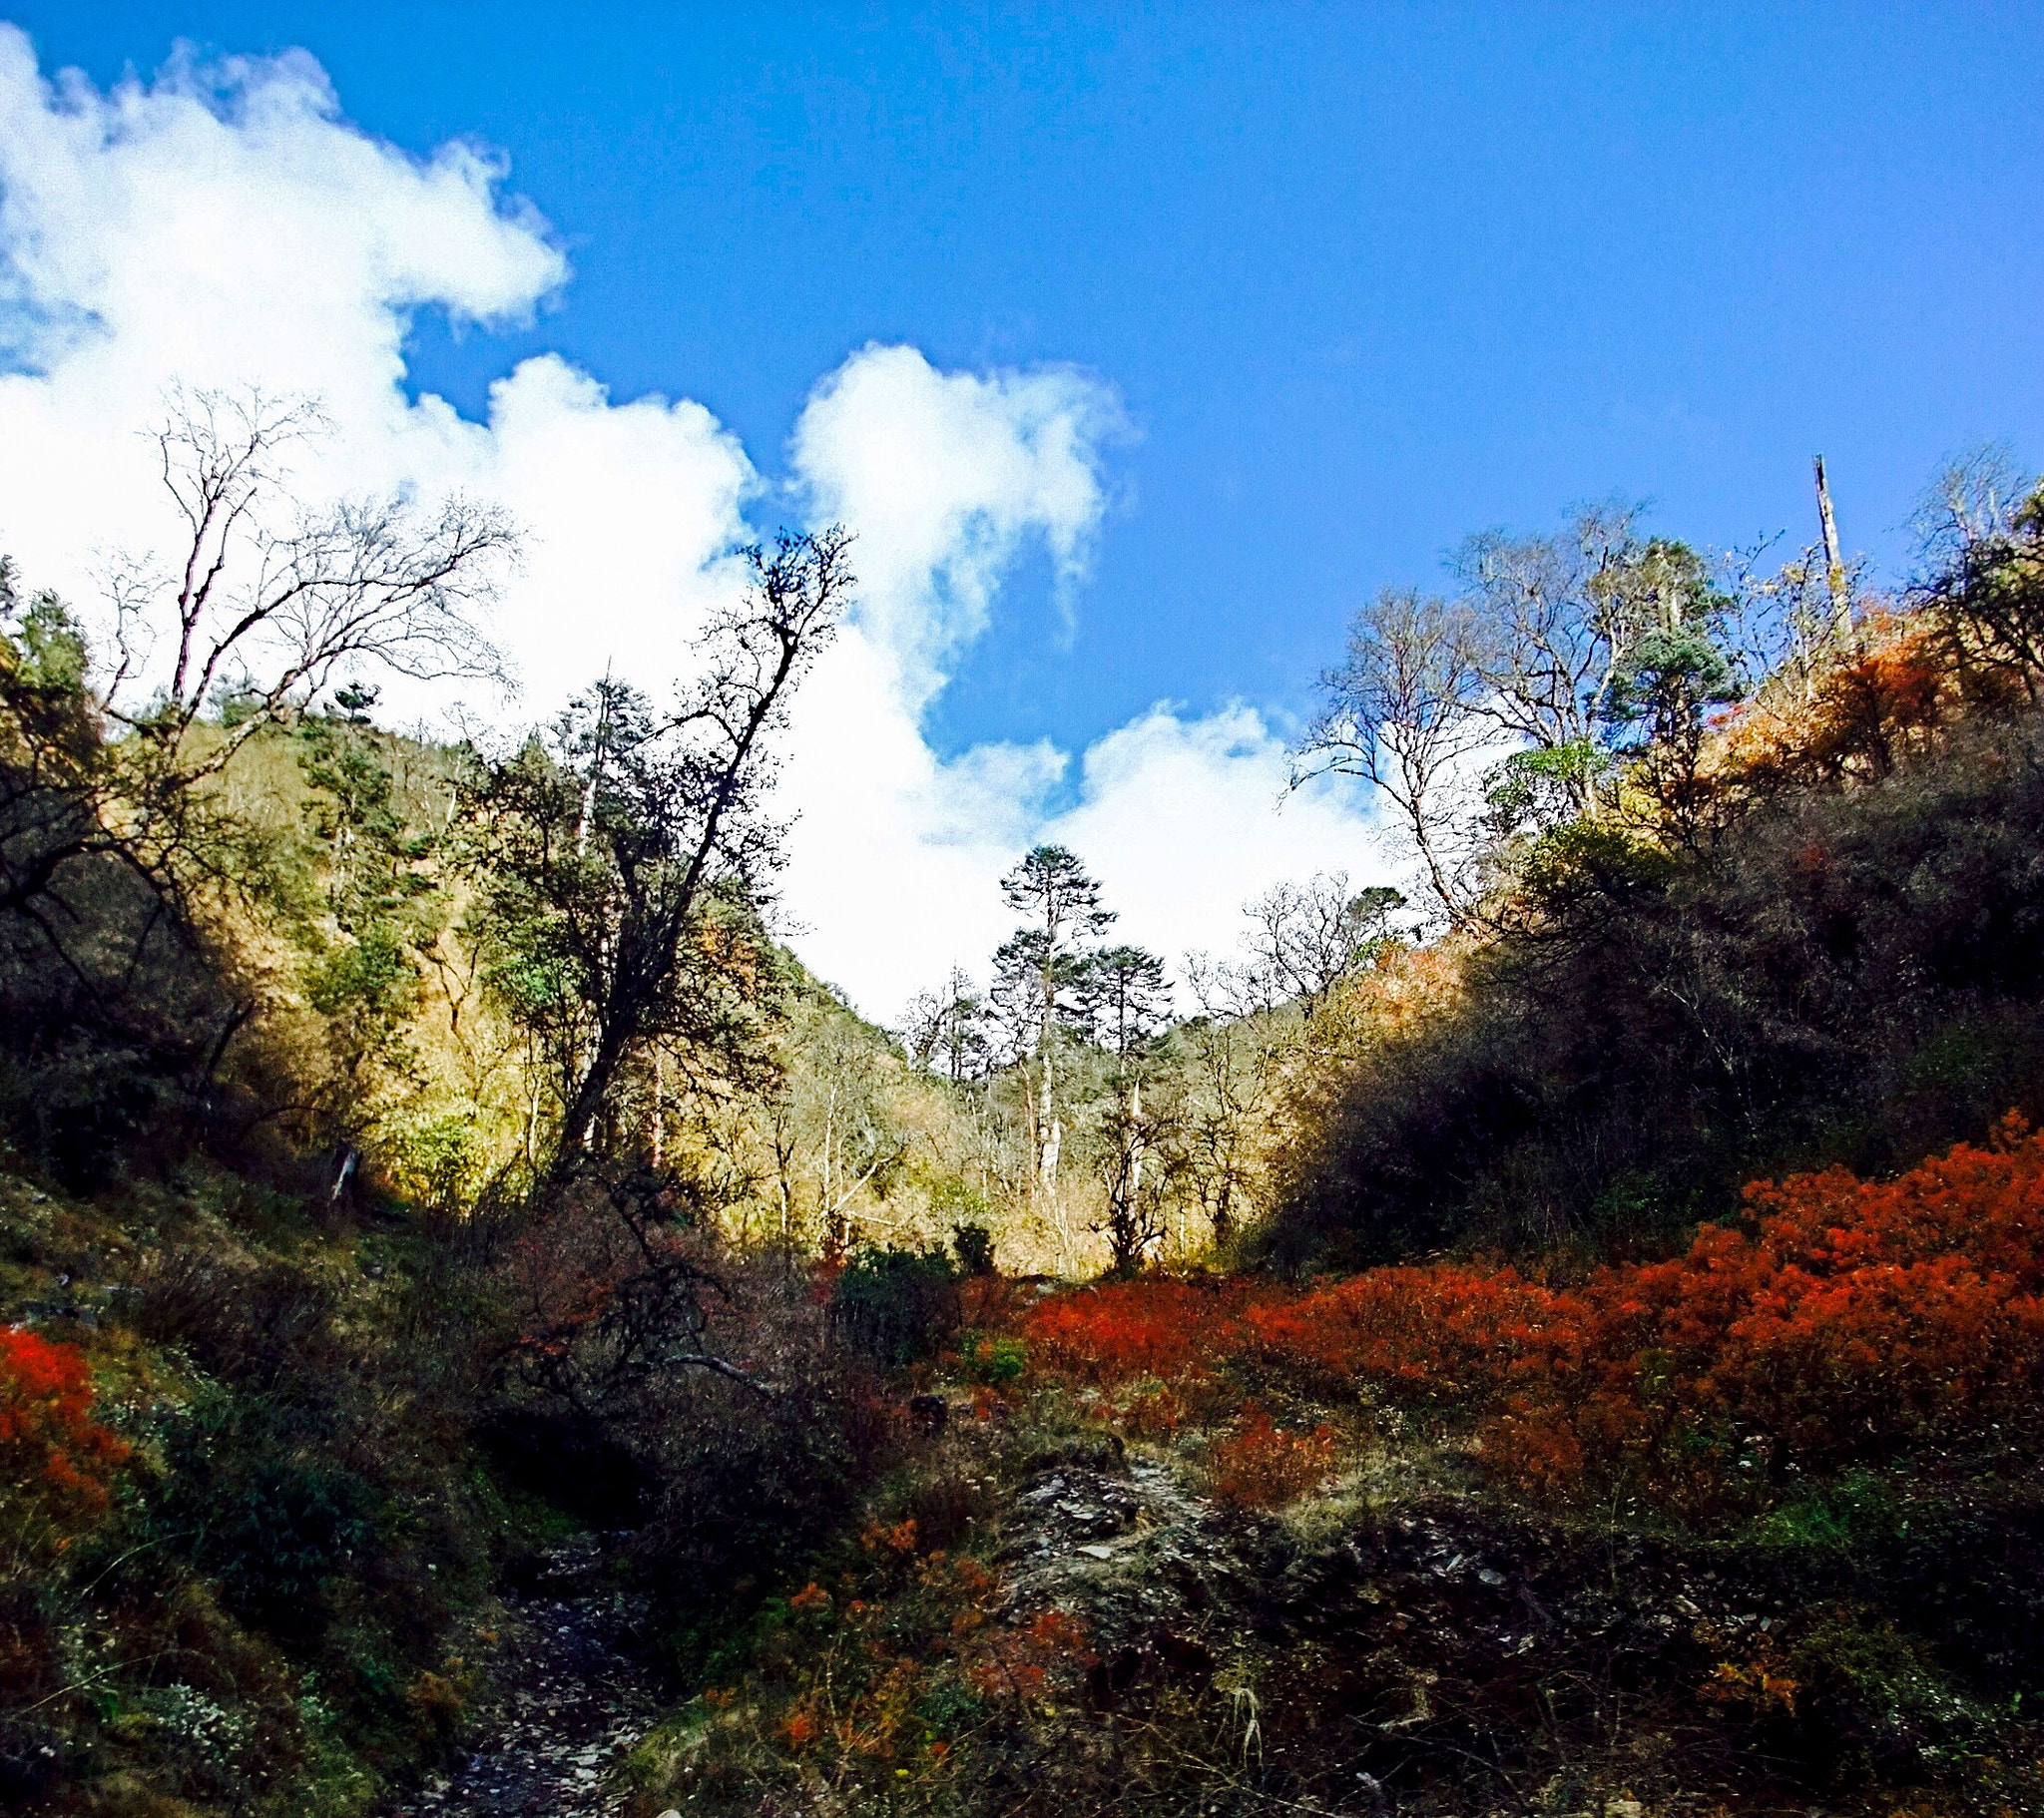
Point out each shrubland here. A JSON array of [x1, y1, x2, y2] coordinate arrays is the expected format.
[[615, 462, 2044, 1818], [633, 1129, 2044, 1817], [6, 404, 2044, 1818], [1270, 468, 2044, 1267]]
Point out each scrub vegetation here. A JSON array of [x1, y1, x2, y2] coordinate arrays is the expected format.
[[6, 400, 2044, 1817]]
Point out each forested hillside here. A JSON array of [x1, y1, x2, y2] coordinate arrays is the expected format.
[[6, 403, 2044, 1818], [1270, 472, 2044, 1266]]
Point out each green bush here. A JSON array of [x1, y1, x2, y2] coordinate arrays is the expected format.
[[157, 1393, 375, 1640], [950, 1219, 997, 1277], [954, 1328, 1026, 1387], [828, 1246, 959, 1367]]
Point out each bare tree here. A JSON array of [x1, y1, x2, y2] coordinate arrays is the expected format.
[[1813, 455, 1853, 642], [1451, 505, 1654, 782], [1094, 1088, 1175, 1276], [1, 387, 510, 963], [1716, 532, 1837, 702], [109, 388, 509, 767], [1911, 446, 2044, 704], [1296, 589, 1490, 925], [1912, 443, 2028, 568], [903, 964, 993, 1083], [1173, 952, 1298, 1251], [1238, 873, 1404, 1013], [794, 1011, 911, 1259], [1172, 1015, 1263, 1250]]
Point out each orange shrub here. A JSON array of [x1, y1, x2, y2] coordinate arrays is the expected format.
[[1206, 1406, 1338, 1508], [1018, 1279, 1257, 1384], [1471, 1121, 2044, 1502], [788, 1581, 833, 1616], [0, 1326, 128, 1555], [861, 1517, 921, 1557], [1639, 1119, 2044, 1458], [1022, 1123, 2044, 1513], [1712, 612, 1955, 793], [1243, 1265, 1561, 1403], [966, 1606, 1094, 1703]]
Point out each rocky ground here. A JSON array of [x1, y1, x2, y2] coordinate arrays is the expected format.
[[983, 1426, 1802, 1814], [384, 1426, 1982, 1818], [383, 1538, 668, 1818]]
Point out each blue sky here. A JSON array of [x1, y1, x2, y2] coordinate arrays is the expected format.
[[20, 2, 2042, 762], [1, 6, 2038, 1011]]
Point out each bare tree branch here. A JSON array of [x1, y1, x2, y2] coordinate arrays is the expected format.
[[1295, 589, 1490, 926]]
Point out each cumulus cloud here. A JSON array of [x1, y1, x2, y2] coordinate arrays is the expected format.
[[790, 343, 1125, 706], [1046, 704, 1384, 966], [471, 356, 755, 704], [772, 676, 1383, 1012], [770, 344, 1381, 1012], [0, 29, 750, 706], [0, 27, 1385, 1019]]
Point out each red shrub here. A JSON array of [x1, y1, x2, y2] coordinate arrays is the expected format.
[[1471, 1121, 2044, 1502], [0, 1326, 128, 1554], [1024, 1123, 2044, 1514], [1207, 1406, 1339, 1509], [1244, 1265, 1562, 1403], [1019, 1279, 1256, 1384], [1653, 1119, 2044, 1459]]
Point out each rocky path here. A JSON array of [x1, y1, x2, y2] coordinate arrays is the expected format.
[[385, 1539, 666, 1818]]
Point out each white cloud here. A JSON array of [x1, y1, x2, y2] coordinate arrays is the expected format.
[[0, 28, 1387, 1021], [0, 28, 748, 710], [471, 355, 755, 704], [772, 346, 1381, 1012], [789, 342, 1125, 708], [1047, 703, 1382, 968]]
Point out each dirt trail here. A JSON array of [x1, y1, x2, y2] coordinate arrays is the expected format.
[[384, 1539, 665, 1818]]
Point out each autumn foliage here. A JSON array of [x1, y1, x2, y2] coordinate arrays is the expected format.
[[1019, 1278, 1260, 1384], [1023, 1122, 2044, 1511], [1241, 1265, 1558, 1403], [757, 1546, 1089, 1775], [1206, 1406, 1339, 1509], [1713, 612, 1957, 794], [0, 1326, 128, 1556]]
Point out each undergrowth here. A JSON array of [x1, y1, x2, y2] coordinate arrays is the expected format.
[[629, 1128, 2044, 1818]]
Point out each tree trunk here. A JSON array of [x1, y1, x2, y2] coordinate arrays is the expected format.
[[1037, 1035, 1060, 1197], [1815, 455, 1852, 643], [650, 1047, 664, 1169]]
